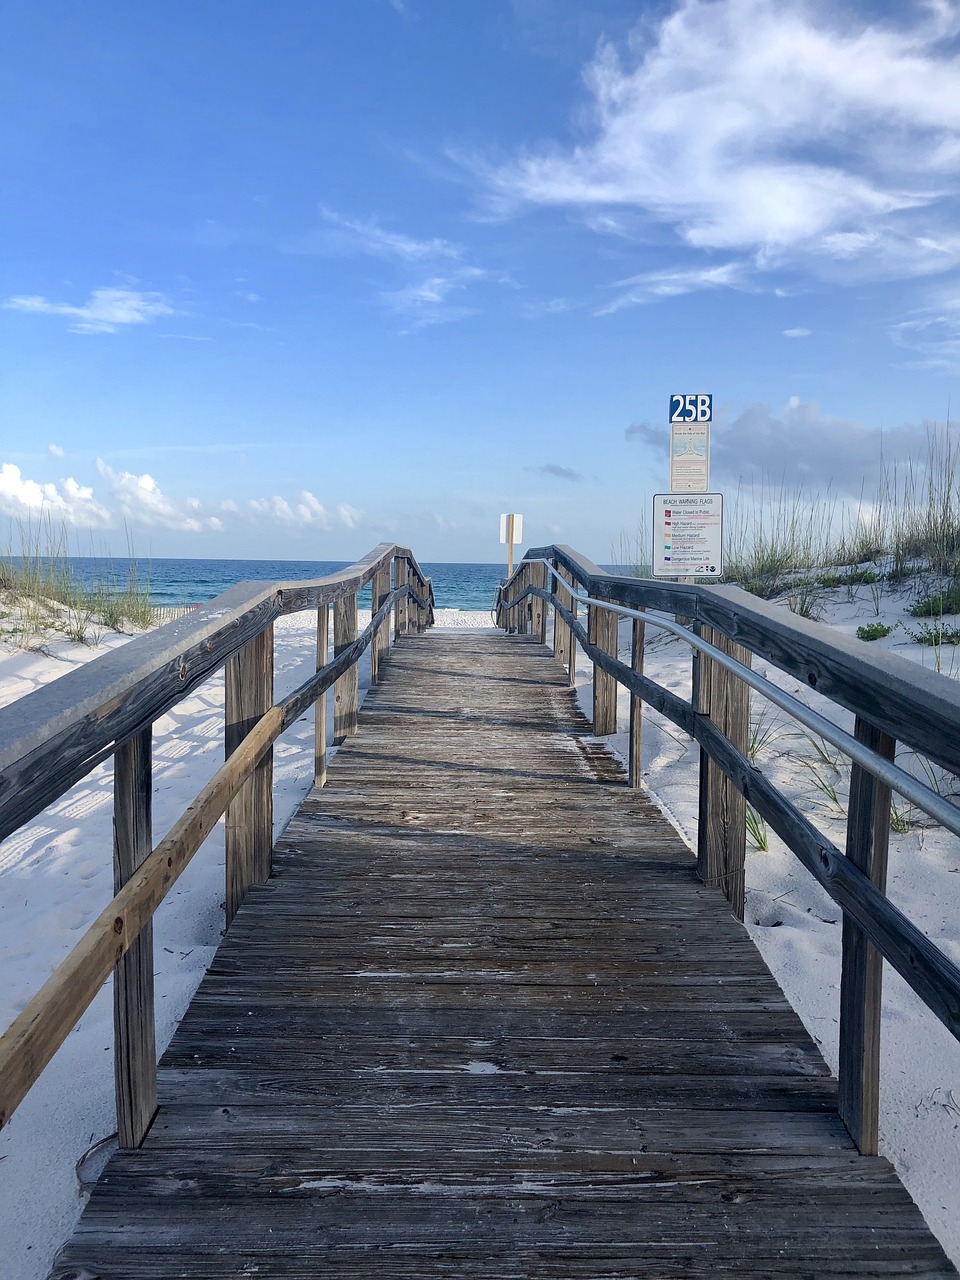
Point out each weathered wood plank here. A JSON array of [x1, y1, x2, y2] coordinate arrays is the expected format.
[[695, 625, 751, 919], [333, 592, 359, 743], [314, 604, 328, 788], [50, 631, 955, 1279], [839, 717, 896, 1155], [224, 625, 274, 923], [113, 727, 157, 1149]]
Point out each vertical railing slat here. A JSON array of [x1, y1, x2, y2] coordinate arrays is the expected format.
[[695, 625, 751, 919], [224, 625, 274, 926], [113, 727, 157, 1149], [333, 592, 359, 743], [315, 604, 329, 788], [839, 718, 896, 1155], [590, 596, 618, 735], [564, 567, 577, 686], [532, 561, 547, 644], [629, 613, 645, 787]]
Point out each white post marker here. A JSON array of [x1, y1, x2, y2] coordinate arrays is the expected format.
[[652, 493, 723, 579], [499, 512, 524, 578]]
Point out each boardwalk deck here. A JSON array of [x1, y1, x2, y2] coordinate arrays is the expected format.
[[51, 631, 955, 1278]]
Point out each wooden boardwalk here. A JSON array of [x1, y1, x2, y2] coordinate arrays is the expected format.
[[52, 631, 955, 1278]]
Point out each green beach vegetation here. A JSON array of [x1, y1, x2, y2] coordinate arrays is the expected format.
[[0, 518, 152, 648], [617, 427, 960, 620]]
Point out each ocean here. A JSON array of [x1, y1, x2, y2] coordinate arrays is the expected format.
[[59, 557, 513, 613]]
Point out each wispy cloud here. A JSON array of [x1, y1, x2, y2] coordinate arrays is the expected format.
[[0, 463, 111, 526], [3, 287, 175, 334], [526, 462, 583, 481], [318, 207, 461, 262], [381, 267, 489, 329], [783, 328, 812, 338], [481, 0, 960, 286], [598, 262, 745, 313], [47, 443, 64, 458], [890, 303, 960, 371]]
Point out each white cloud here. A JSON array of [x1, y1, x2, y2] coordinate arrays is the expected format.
[[890, 296, 960, 370], [246, 492, 363, 529], [47, 443, 64, 457], [381, 267, 490, 328], [95, 459, 220, 532], [318, 208, 461, 262], [625, 397, 944, 492], [783, 327, 811, 338], [483, 0, 960, 284], [598, 261, 745, 313], [3, 287, 175, 334], [0, 462, 112, 526]]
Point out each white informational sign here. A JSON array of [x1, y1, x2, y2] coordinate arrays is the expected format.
[[499, 513, 523, 544], [669, 392, 713, 423], [652, 493, 723, 578], [670, 421, 710, 493]]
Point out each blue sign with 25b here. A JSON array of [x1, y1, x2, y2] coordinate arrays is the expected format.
[[670, 393, 712, 423]]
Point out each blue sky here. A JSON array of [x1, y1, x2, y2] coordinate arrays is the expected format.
[[2, 0, 959, 563]]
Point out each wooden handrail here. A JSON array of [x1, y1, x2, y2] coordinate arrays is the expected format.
[[0, 543, 432, 842], [499, 547, 960, 1157], [516, 544, 960, 776], [0, 545, 433, 1143]]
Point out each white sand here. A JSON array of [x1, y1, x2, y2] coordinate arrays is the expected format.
[[1, 597, 958, 1273]]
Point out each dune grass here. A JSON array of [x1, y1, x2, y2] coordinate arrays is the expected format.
[[615, 426, 960, 619], [0, 518, 152, 647]]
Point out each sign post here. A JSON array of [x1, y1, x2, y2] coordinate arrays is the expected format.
[[499, 513, 524, 578], [652, 494, 724, 578], [658, 393, 719, 585]]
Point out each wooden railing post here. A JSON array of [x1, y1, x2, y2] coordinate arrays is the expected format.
[[506, 578, 518, 634], [589, 595, 618, 734], [515, 565, 528, 635], [333, 591, 359, 743], [839, 718, 896, 1155], [113, 727, 157, 1148], [393, 556, 404, 640], [628, 612, 646, 787], [695, 626, 751, 919], [224, 625, 274, 925], [376, 565, 391, 667], [370, 572, 383, 685], [315, 604, 329, 788], [564, 567, 577, 686], [531, 560, 547, 644], [552, 561, 567, 665]]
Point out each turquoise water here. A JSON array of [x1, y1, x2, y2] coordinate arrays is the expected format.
[[58, 557, 512, 612]]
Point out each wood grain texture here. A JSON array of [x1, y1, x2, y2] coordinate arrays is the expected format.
[[333, 593, 359, 744], [0, 543, 429, 845], [224, 626, 274, 925], [314, 605, 328, 788], [522, 544, 960, 777], [113, 728, 157, 1149], [629, 612, 645, 788], [695, 625, 751, 920], [839, 718, 896, 1155], [0, 704, 282, 1136], [51, 632, 954, 1278]]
